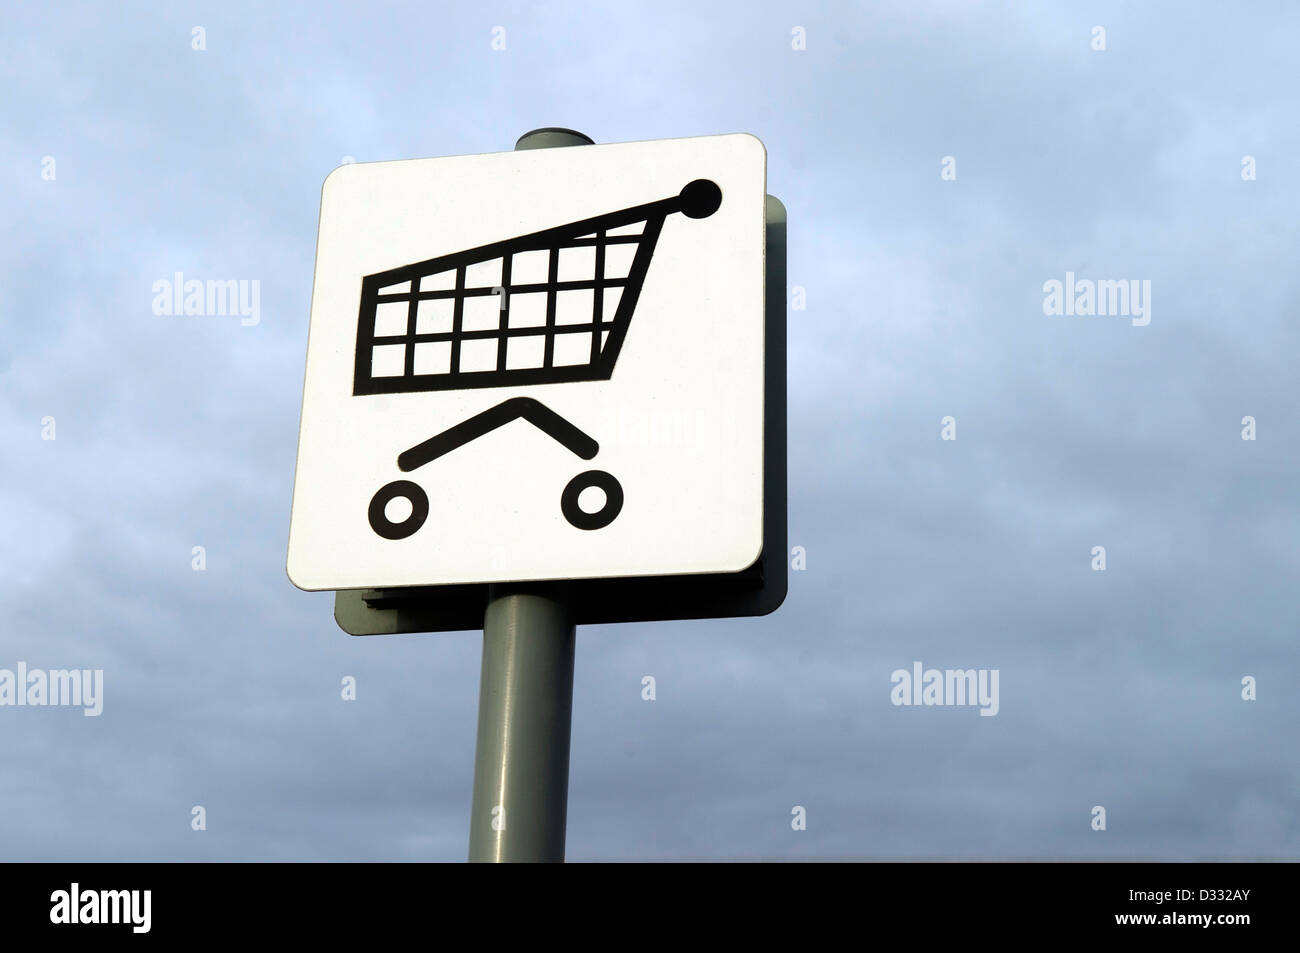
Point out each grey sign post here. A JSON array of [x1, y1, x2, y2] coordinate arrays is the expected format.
[[467, 585, 575, 862], [466, 128, 593, 863]]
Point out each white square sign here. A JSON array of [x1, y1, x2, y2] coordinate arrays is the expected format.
[[287, 133, 767, 591]]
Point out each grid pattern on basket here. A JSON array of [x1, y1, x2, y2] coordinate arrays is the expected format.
[[363, 221, 646, 382]]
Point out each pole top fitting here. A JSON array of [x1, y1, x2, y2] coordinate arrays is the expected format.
[[515, 128, 595, 150]]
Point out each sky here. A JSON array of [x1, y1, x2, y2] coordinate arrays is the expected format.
[[1, 0, 1297, 861]]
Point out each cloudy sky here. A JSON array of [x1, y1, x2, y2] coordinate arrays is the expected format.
[[2, 0, 1297, 861]]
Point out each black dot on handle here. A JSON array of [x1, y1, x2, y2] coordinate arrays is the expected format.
[[679, 179, 722, 219]]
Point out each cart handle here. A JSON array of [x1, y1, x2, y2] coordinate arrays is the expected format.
[[675, 179, 722, 219]]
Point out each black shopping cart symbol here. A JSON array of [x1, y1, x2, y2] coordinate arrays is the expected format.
[[360, 179, 722, 540]]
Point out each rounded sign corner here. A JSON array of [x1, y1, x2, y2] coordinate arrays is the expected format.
[[285, 556, 323, 593]]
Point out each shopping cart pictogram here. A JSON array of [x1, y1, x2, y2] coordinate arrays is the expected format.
[[359, 178, 722, 540]]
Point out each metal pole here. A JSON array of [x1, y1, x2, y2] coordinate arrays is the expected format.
[[467, 127, 591, 862], [468, 587, 575, 862]]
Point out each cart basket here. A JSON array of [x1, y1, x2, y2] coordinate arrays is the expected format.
[[352, 179, 722, 395]]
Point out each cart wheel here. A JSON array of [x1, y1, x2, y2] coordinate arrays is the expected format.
[[368, 480, 429, 540], [561, 470, 623, 530]]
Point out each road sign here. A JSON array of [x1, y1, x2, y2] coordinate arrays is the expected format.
[[288, 134, 773, 597]]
